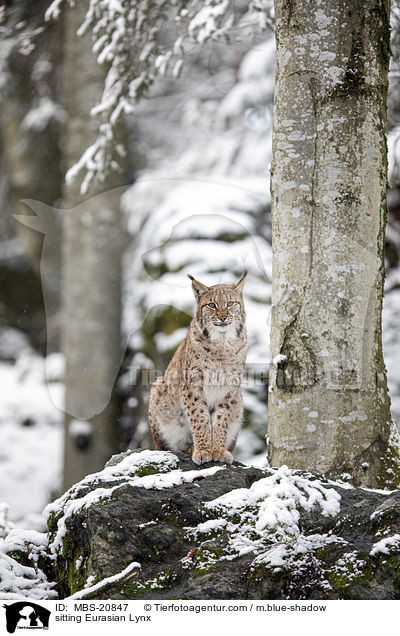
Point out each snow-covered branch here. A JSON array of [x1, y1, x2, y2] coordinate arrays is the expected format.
[[65, 561, 141, 600], [45, 0, 274, 193]]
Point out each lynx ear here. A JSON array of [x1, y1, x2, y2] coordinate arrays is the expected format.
[[187, 274, 209, 300], [233, 271, 247, 294]]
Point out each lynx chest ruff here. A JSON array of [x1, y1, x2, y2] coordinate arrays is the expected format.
[[148, 273, 248, 465]]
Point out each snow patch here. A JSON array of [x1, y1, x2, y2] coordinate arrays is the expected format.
[[370, 534, 400, 556], [202, 465, 341, 565], [44, 452, 224, 554]]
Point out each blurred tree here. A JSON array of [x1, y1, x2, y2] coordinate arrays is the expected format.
[[1, 0, 64, 269], [268, 0, 400, 487], [0, 0, 64, 351], [61, 0, 125, 489]]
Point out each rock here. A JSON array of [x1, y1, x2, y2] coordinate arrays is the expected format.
[[35, 450, 400, 599]]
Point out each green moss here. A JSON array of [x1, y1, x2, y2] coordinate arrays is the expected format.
[[382, 553, 400, 569], [204, 506, 250, 526], [371, 508, 400, 537], [249, 552, 334, 599], [191, 546, 223, 576], [249, 561, 285, 585], [186, 525, 228, 544], [122, 567, 179, 598], [4, 544, 50, 589], [66, 555, 89, 596], [46, 511, 59, 537], [125, 462, 177, 479], [380, 552, 400, 592], [328, 551, 373, 593]]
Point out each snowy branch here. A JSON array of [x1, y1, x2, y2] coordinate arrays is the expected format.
[[45, 0, 274, 193], [65, 561, 141, 600]]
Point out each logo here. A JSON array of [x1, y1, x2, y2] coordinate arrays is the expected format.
[[3, 603, 50, 634]]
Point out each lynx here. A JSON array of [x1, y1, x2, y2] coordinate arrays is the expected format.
[[148, 273, 247, 464]]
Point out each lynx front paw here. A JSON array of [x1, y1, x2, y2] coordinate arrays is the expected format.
[[192, 448, 213, 464], [212, 449, 233, 464]]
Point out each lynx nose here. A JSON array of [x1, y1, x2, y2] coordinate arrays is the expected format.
[[218, 315, 228, 322]]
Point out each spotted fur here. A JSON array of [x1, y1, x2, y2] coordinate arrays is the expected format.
[[148, 273, 248, 464]]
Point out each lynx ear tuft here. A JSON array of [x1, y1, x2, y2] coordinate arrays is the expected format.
[[188, 274, 209, 300], [233, 271, 247, 294]]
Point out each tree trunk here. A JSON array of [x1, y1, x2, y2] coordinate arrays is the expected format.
[[62, 2, 124, 489], [0, 1, 64, 351], [268, 0, 400, 487], [1, 0, 64, 267]]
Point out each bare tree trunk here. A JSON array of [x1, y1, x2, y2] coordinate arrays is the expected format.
[[62, 2, 124, 489], [268, 0, 400, 487]]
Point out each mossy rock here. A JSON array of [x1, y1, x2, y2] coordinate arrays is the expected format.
[[35, 451, 400, 599]]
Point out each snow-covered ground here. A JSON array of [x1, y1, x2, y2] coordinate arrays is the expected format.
[[0, 333, 64, 524]]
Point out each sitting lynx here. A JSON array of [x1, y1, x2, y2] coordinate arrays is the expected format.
[[148, 273, 247, 464]]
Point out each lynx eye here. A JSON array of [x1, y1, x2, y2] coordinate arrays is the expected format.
[[207, 302, 217, 309], [226, 301, 236, 307]]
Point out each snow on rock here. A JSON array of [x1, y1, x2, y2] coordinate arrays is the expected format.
[[370, 534, 400, 556], [44, 449, 224, 555], [1, 527, 49, 554], [251, 533, 345, 571], [0, 527, 57, 599], [195, 465, 342, 573], [0, 551, 57, 600], [65, 561, 141, 600], [205, 465, 340, 550], [27, 451, 400, 599], [328, 550, 368, 585], [189, 517, 229, 535], [46, 449, 180, 513]]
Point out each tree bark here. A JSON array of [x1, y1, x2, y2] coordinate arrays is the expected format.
[[268, 0, 400, 487], [62, 2, 124, 489]]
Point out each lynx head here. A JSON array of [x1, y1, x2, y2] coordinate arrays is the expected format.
[[188, 273, 247, 342]]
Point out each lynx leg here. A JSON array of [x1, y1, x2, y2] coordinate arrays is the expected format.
[[149, 422, 166, 450], [183, 387, 212, 464], [148, 402, 166, 450], [211, 391, 242, 463]]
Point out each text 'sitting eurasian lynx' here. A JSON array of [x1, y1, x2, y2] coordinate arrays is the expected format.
[[148, 273, 248, 465]]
